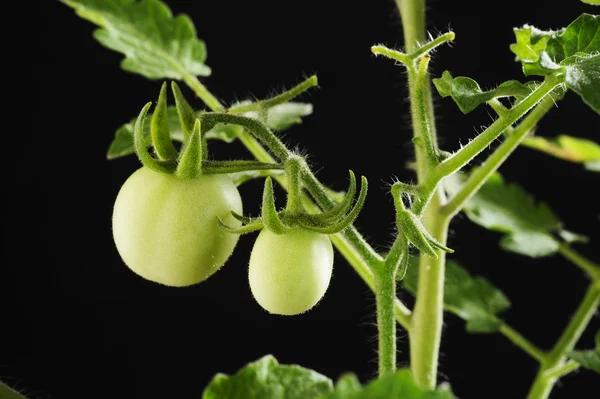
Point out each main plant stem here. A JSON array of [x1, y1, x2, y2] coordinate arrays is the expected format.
[[397, 0, 449, 388], [526, 280, 600, 399]]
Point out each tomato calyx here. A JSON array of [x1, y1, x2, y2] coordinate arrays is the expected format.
[[132, 82, 285, 180], [219, 158, 368, 236], [391, 182, 454, 258]]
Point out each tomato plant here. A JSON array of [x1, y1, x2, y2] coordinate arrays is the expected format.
[[8, 0, 599, 398]]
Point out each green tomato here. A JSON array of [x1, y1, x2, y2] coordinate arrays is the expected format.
[[248, 228, 334, 315], [112, 166, 243, 287]]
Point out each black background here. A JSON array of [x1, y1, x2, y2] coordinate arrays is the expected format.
[[5, 0, 600, 398]]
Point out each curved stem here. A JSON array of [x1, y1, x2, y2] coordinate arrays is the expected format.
[[557, 243, 600, 281], [526, 281, 600, 399]]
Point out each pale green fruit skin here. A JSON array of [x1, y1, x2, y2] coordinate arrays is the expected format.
[[112, 166, 243, 287], [249, 228, 334, 315]]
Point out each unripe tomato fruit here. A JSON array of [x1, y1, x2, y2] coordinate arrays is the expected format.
[[112, 166, 243, 287], [248, 228, 334, 315]]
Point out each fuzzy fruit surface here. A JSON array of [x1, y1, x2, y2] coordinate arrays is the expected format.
[[249, 228, 334, 315], [112, 166, 243, 287]]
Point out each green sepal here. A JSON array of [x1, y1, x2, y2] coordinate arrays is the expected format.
[[171, 81, 196, 141], [133, 102, 176, 173], [175, 119, 203, 179], [218, 217, 264, 235], [315, 171, 357, 223], [395, 210, 454, 258], [569, 330, 600, 373], [261, 177, 293, 234], [433, 71, 534, 113], [151, 82, 178, 160], [298, 176, 368, 235]]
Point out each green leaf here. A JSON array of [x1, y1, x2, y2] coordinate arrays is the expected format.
[[202, 355, 333, 399], [267, 102, 313, 131], [569, 331, 600, 373], [444, 170, 567, 257], [61, 0, 211, 80], [404, 259, 510, 333], [545, 14, 600, 64], [521, 134, 600, 170], [433, 71, 533, 113], [581, 0, 600, 5], [319, 369, 456, 399], [321, 374, 362, 399], [0, 381, 28, 399], [510, 26, 555, 64], [510, 14, 600, 113]]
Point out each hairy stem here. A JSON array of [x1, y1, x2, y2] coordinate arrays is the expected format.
[[375, 269, 398, 376], [441, 92, 557, 217], [526, 280, 600, 399], [397, 0, 448, 389], [433, 76, 563, 183]]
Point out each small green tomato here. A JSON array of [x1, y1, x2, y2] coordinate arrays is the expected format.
[[248, 228, 334, 315], [112, 166, 243, 287]]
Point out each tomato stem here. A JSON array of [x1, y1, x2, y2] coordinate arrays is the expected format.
[[526, 280, 600, 399], [284, 157, 304, 214], [374, 267, 398, 376]]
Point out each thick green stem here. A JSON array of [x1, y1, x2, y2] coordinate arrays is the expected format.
[[397, 0, 448, 389], [395, 0, 425, 53], [375, 269, 398, 376], [409, 210, 450, 388], [526, 281, 600, 399]]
